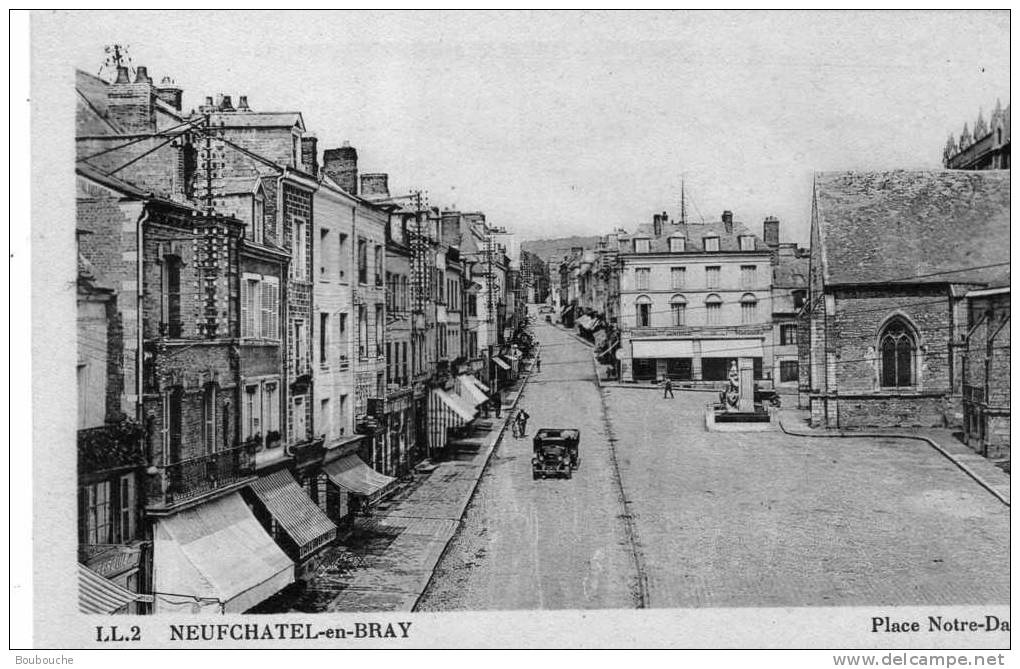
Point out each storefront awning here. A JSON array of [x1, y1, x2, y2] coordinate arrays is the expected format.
[[561, 304, 575, 316], [457, 375, 489, 407], [248, 470, 337, 558], [153, 492, 294, 614], [469, 375, 490, 393], [493, 356, 511, 371], [434, 387, 475, 423], [577, 315, 595, 330], [324, 454, 397, 498], [79, 563, 144, 614]]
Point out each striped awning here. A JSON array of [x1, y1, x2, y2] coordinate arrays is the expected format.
[[248, 470, 337, 558], [493, 356, 511, 371], [79, 563, 143, 614], [434, 387, 475, 423], [324, 454, 396, 499], [457, 375, 488, 407]]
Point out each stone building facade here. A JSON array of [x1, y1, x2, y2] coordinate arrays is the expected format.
[[943, 100, 1010, 170], [962, 287, 1010, 459], [802, 170, 1010, 436]]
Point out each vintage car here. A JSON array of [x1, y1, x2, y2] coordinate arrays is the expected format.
[[532, 428, 580, 479]]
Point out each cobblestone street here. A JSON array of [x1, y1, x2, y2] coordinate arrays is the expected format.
[[419, 319, 1011, 610]]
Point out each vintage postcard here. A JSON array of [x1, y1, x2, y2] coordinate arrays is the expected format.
[[20, 9, 1011, 654]]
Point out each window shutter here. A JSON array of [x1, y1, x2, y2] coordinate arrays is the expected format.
[[240, 279, 250, 338], [261, 280, 272, 339]]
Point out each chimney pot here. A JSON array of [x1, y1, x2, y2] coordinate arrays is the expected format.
[[722, 210, 734, 234], [360, 173, 390, 200], [219, 95, 234, 111], [205, 96, 214, 106], [237, 95, 250, 111], [114, 66, 131, 84], [763, 216, 780, 247], [133, 66, 151, 84]]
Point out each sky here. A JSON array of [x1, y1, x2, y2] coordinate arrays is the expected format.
[[44, 10, 1010, 245]]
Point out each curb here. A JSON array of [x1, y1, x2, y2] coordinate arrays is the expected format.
[[411, 360, 535, 611], [778, 413, 1010, 508]]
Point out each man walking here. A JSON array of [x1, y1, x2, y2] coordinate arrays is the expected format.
[[663, 377, 674, 399], [535, 355, 541, 373], [492, 390, 502, 418]]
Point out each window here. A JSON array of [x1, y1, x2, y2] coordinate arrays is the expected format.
[[263, 382, 279, 434], [669, 237, 686, 253], [670, 267, 686, 289], [253, 189, 265, 243], [241, 275, 279, 339], [357, 238, 368, 284], [634, 238, 650, 253], [635, 268, 650, 290], [780, 324, 797, 346], [164, 388, 183, 463], [319, 312, 329, 366], [319, 228, 330, 280], [375, 304, 384, 353], [705, 266, 720, 289], [77, 363, 89, 429], [338, 233, 348, 281], [374, 246, 383, 286], [203, 384, 217, 454], [163, 256, 183, 338], [337, 313, 348, 365], [738, 236, 755, 251], [320, 398, 332, 439], [880, 319, 916, 387], [705, 294, 722, 325], [294, 320, 305, 374], [635, 296, 652, 327], [402, 342, 408, 384], [293, 218, 307, 280], [386, 342, 392, 384], [670, 295, 687, 326], [82, 481, 111, 544], [703, 236, 720, 252], [780, 360, 799, 382], [740, 293, 758, 324], [358, 305, 367, 358], [792, 290, 806, 310], [740, 265, 756, 289], [243, 383, 262, 439], [292, 135, 300, 168], [338, 394, 348, 435], [292, 396, 307, 442], [118, 475, 135, 542]]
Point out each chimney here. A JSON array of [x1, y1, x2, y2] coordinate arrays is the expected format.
[[722, 210, 734, 234], [301, 133, 318, 177], [652, 213, 662, 237], [155, 76, 183, 111], [763, 216, 780, 248], [360, 173, 390, 200], [108, 65, 156, 133], [237, 95, 250, 112], [441, 210, 461, 247], [219, 94, 234, 112], [322, 142, 358, 194]]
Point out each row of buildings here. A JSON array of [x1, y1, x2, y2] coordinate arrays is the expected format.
[[76, 63, 531, 614], [550, 102, 1009, 464]]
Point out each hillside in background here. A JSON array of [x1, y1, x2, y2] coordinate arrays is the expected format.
[[521, 235, 603, 262]]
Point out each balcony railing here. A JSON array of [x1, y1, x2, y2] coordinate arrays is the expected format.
[[630, 324, 770, 338], [153, 440, 257, 508]]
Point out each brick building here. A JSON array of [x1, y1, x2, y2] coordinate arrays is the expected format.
[[802, 170, 1010, 435]]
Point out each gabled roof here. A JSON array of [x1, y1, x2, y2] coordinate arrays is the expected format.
[[813, 170, 1010, 287], [76, 70, 123, 135], [76, 163, 151, 198]]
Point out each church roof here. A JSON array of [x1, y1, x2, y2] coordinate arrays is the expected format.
[[813, 170, 1010, 288]]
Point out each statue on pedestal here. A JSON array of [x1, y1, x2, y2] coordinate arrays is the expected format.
[[720, 360, 740, 411]]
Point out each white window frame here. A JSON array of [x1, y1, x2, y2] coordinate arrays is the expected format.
[[635, 267, 650, 290], [705, 266, 721, 289], [669, 237, 686, 253], [670, 267, 686, 289], [739, 235, 755, 251], [634, 238, 650, 253], [704, 236, 720, 252], [293, 216, 308, 281]]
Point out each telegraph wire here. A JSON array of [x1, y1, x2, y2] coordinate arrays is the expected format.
[[76, 116, 206, 163]]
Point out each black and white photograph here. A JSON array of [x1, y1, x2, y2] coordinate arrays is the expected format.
[[15, 8, 1012, 655]]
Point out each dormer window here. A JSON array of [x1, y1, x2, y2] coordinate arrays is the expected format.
[[738, 235, 755, 251], [703, 236, 720, 252], [669, 237, 686, 253], [634, 238, 650, 253]]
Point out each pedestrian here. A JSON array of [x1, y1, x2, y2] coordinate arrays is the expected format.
[[492, 391, 502, 418], [510, 415, 521, 438], [518, 409, 530, 436], [663, 377, 674, 399], [536, 355, 541, 373]]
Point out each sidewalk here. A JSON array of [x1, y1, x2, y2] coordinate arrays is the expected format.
[[779, 407, 1010, 506], [310, 363, 533, 612]]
